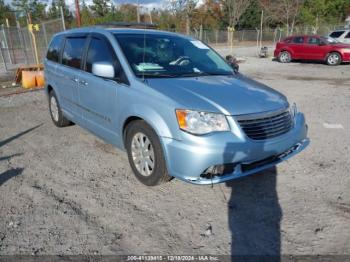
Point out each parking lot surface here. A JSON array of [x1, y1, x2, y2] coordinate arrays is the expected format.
[[0, 56, 349, 255]]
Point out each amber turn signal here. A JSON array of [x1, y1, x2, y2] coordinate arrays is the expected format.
[[175, 110, 188, 129]]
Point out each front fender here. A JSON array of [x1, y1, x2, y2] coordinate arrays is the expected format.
[[120, 104, 178, 144], [281, 47, 294, 58]]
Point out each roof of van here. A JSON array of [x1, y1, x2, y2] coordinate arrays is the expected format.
[[56, 27, 188, 38]]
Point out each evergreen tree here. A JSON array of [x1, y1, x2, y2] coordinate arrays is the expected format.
[[90, 0, 111, 17], [12, 0, 47, 23], [81, 0, 93, 25], [0, 0, 12, 25], [48, 0, 59, 19], [239, 1, 262, 29]]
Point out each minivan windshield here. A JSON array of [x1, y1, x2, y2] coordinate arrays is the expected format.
[[114, 33, 233, 78]]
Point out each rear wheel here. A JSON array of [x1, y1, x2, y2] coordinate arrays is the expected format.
[[49, 90, 71, 127], [125, 120, 171, 186], [326, 52, 341, 66], [278, 51, 292, 63]]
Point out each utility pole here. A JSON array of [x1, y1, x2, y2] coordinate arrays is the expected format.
[[137, 0, 140, 23], [186, 1, 190, 35], [149, 8, 153, 24], [75, 0, 81, 27], [259, 10, 263, 50], [60, 6, 66, 30], [27, 12, 32, 24]]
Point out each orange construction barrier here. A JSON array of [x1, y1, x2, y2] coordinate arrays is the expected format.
[[22, 71, 37, 89], [35, 71, 45, 87], [15, 64, 45, 89]]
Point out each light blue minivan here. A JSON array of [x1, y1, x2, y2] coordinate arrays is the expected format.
[[44, 25, 309, 186]]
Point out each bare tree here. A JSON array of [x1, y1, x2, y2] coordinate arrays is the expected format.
[[168, 0, 198, 34], [259, 0, 303, 35], [221, 0, 253, 27]]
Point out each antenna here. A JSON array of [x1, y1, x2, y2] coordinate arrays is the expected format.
[[142, 23, 146, 81]]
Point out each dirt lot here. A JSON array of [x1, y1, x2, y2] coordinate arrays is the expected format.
[[0, 55, 350, 256]]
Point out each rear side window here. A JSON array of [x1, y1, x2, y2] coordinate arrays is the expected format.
[[330, 31, 345, 38], [293, 37, 304, 44], [46, 35, 63, 62], [283, 37, 292, 43], [62, 37, 86, 69], [345, 32, 350, 39]]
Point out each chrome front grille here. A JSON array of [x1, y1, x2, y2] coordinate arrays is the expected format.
[[236, 109, 293, 140]]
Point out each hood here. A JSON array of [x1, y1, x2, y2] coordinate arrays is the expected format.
[[144, 74, 288, 116]]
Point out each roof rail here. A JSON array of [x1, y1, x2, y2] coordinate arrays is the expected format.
[[96, 22, 158, 29]]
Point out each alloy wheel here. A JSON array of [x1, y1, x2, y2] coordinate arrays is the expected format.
[[327, 53, 340, 65], [50, 95, 59, 122], [131, 132, 155, 176], [279, 51, 291, 63]]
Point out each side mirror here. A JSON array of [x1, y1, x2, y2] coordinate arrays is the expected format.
[[92, 62, 115, 79], [226, 55, 239, 73]]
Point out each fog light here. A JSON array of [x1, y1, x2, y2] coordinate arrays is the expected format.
[[201, 164, 236, 178]]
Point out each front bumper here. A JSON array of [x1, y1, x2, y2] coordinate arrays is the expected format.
[[162, 113, 309, 185]]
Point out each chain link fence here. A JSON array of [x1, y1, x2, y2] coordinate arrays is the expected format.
[[0, 19, 347, 74], [188, 24, 345, 47], [0, 18, 64, 73]]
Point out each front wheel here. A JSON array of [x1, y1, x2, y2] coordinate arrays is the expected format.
[[125, 120, 171, 186], [326, 52, 341, 66], [278, 51, 292, 63]]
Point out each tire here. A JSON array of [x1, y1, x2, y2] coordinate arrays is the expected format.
[[326, 52, 341, 66], [125, 120, 171, 186], [278, 51, 292, 63], [49, 90, 71, 127]]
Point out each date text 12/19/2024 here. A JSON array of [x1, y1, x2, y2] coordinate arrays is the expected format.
[[127, 255, 219, 261]]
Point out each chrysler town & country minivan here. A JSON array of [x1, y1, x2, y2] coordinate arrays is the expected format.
[[44, 26, 309, 186]]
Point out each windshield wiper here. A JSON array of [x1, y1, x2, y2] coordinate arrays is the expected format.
[[137, 71, 233, 79], [176, 72, 233, 77], [136, 73, 178, 78]]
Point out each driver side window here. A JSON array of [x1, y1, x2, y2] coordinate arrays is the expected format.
[[293, 37, 305, 44], [85, 36, 127, 84], [307, 37, 320, 45]]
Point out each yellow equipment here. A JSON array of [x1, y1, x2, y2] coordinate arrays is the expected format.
[[14, 24, 44, 89], [15, 64, 45, 89]]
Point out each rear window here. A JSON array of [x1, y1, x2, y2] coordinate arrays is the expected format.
[[345, 32, 350, 39], [330, 31, 345, 38], [62, 37, 87, 69], [46, 35, 63, 62]]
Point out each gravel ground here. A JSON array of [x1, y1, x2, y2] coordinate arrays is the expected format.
[[0, 54, 350, 256]]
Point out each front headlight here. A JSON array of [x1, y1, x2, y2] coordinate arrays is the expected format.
[[175, 109, 230, 135]]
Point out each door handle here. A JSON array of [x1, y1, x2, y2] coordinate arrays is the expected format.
[[79, 80, 88, 86]]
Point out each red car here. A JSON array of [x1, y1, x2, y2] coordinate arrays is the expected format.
[[274, 35, 350, 66]]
